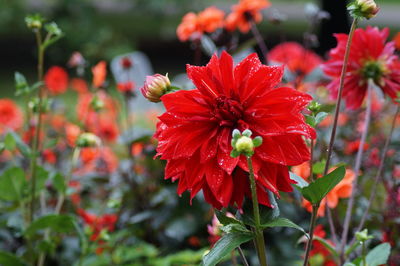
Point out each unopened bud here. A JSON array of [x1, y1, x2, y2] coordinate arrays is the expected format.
[[348, 0, 379, 19], [28, 98, 51, 113], [308, 101, 321, 114], [76, 133, 101, 148], [141, 74, 171, 103], [235, 136, 254, 154], [25, 14, 44, 30], [90, 95, 104, 112], [355, 229, 373, 242]]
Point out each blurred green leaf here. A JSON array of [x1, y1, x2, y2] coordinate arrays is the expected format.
[[215, 210, 242, 226], [52, 173, 66, 195], [315, 112, 328, 125], [4, 133, 16, 150], [14, 72, 31, 96], [202, 232, 253, 266], [24, 214, 76, 238], [365, 243, 391, 266], [35, 165, 50, 194], [0, 250, 27, 266], [313, 160, 326, 175], [6, 131, 31, 158], [302, 166, 346, 204], [0, 167, 27, 202], [289, 171, 309, 189]]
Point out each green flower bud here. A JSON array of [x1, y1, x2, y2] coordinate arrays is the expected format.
[[355, 229, 373, 242], [76, 133, 101, 148], [308, 101, 321, 114], [90, 95, 104, 112], [348, 0, 379, 19], [25, 14, 44, 30], [235, 136, 254, 154]]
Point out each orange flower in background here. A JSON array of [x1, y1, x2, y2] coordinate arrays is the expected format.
[[177, 6, 225, 41], [92, 61, 107, 88], [269, 42, 323, 76], [76, 91, 117, 126], [0, 99, 23, 134], [65, 123, 81, 147], [68, 180, 82, 205], [44, 66, 69, 95], [291, 162, 310, 180], [71, 78, 89, 94], [92, 118, 119, 143], [303, 168, 355, 216], [76, 147, 118, 175], [131, 142, 144, 157], [42, 149, 57, 164], [319, 113, 349, 128], [225, 0, 270, 33], [394, 32, 400, 50]]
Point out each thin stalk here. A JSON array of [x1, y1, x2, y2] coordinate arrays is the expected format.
[[37, 148, 80, 266], [237, 246, 249, 266], [249, 20, 269, 65], [309, 139, 315, 182], [28, 30, 45, 224], [322, 17, 358, 244], [303, 205, 319, 266], [361, 241, 367, 266], [246, 156, 268, 266], [350, 105, 400, 245], [339, 81, 373, 260]]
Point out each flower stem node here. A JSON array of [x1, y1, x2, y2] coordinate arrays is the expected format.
[[28, 97, 51, 113], [230, 129, 262, 157], [76, 133, 101, 148], [347, 0, 379, 19], [141, 74, 172, 103], [308, 100, 322, 114]]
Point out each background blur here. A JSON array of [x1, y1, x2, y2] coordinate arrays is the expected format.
[[0, 0, 399, 97]]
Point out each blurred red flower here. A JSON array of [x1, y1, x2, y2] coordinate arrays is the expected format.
[[344, 140, 370, 155], [92, 118, 119, 143], [269, 42, 322, 77], [42, 149, 57, 164], [92, 61, 107, 88], [322, 26, 400, 110], [65, 123, 81, 147], [310, 225, 337, 266], [0, 99, 23, 134], [117, 81, 135, 93], [71, 78, 89, 94], [120, 56, 133, 69], [44, 66, 69, 95], [177, 6, 225, 42], [77, 208, 117, 242], [155, 51, 315, 209], [394, 32, 400, 50], [76, 147, 118, 175], [225, 0, 270, 33]]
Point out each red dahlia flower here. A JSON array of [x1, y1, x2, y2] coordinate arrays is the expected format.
[[322, 26, 400, 110], [44, 66, 69, 95], [155, 51, 315, 209], [0, 99, 23, 134]]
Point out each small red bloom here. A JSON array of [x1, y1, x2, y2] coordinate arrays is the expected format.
[[344, 140, 370, 155], [42, 149, 57, 164], [269, 42, 322, 76], [117, 81, 135, 93], [322, 26, 400, 110], [77, 208, 117, 242], [120, 56, 133, 69], [76, 147, 118, 175], [155, 51, 315, 209], [92, 118, 119, 143], [0, 99, 23, 134], [394, 32, 400, 50], [44, 66, 69, 95], [225, 0, 270, 33]]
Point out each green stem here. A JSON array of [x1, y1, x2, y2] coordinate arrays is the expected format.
[[28, 30, 45, 224], [362, 241, 367, 266], [302, 205, 318, 266], [246, 156, 268, 266], [322, 17, 359, 246]]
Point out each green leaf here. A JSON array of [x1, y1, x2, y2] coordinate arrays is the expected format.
[[343, 263, 356, 266], [302, 166, 346, 204], [365, 243, 391, 266], [289, 171, 309, 189], [305, 115, 316, 127], [241, 191, 280, 226], [315, 112, 328, 125], [313, 160, 326, 174], [202, 232, 253, 266], [6, 131, 31, 158], [215, 210, 242, 226], [0, 167, 27, 202], [220, 223, 250, 234], [0, 250, 27, 266], [52, 173, 66, 195], [314, 236, 339, 258], [253, 136, 262, 147], [24, 214, 76, 238], [14, 72, 30, 96], [261, 217, 308, 238], [4, 133, 16, 150], [34, 166, 50, 194]]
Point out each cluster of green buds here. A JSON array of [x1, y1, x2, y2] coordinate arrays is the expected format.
[[90, 95, 105, 112], [230, 129, 262, 158], [75, 133, 101, 148], [28, 97, 52, 113], [308, 100, 322, 115], [25, 14, 44, 30], [25, 14, 63, 49], [355, 229, 374, 242], [347, 0, 379, 19]]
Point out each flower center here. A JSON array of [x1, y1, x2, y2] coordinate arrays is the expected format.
[[361, 61, 386, 83], [212, 96, 243, 127]]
